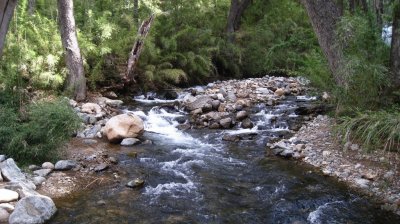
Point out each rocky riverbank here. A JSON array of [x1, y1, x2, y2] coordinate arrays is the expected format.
[[269, 115, 400, 215]]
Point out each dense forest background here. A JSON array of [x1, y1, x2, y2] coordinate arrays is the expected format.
[[1, 0, 400, 162]]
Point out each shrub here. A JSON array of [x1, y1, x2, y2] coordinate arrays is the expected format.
[[336, 109, 400, 152], [0, 92, 80, 164]]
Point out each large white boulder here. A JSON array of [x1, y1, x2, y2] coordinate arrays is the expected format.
[[103, 114, 144, 143], [8, 195, 56, 224]]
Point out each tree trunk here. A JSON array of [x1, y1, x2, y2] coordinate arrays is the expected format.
[[0, 0, 18, 59], [337, 0, 345, 16], [133, 0, 139, 28], [226, 0, 252, 42], [390, 3, 400, 88], [349, 0, 355, 14], [374, 0, 384, 30], [57, 0, 86, 101], [301, 0, 346, 86], [125, 14, 155, 83], [28, 0, 36, 16]]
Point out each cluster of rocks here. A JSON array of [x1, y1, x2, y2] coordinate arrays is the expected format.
[[182, 76, 308, 130], [71, 92, 146, 145], [0, 156, 58, 224], [268, 115, 400, 215]]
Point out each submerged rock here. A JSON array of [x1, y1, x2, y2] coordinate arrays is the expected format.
[[9, 195, 57, 224], [121, 138, 140, 146], [126, 178, 145, 188]]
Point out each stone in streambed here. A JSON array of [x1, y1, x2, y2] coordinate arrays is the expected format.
[[235, 111, 248, 121], [94, 163, 109, 172], [42, 162, 54, 170], [120, 138, 140, 146], [103, 114, 144, 143], [0, 155, 6, 162], [241, 118, 254, 129], [9, 195, 57, 224], [0, 203, 14, 213], [33, 169, 52, 177], [54, 160, 77, 171], [0, 159, 36, 190], [0, 208, 9, 223], [32, 176, 46, 186], [219, 117, 233, 129], [126, 178, 145, 188], [222, 135, 241, 142], [0, 189, 19, 203]]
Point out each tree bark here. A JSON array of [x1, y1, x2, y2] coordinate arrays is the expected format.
[[374, 0, 384, 30], [390, 3, 400, 88], [28, 0, 36, 16], [226, 0, 252, 42], [0, 0, 18, 59], [133, 0, 139, 28], [349, 0, 355, 14], [57, 0, 86, 101], [301, 0, 346, 86]]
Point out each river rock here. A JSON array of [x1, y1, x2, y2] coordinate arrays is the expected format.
[[0, 208, 9, 223], [219, 118, 233, 129], [41, 162, 54, 170], [0, 155, 5, 162], [274, 88, 285, 96], [105, 99, 123, 108], [236, 111, 248, 121], [33, 169, 52, 177], [103, 114, 144, 143], [210, 100, 220, 110], [190, 108, 203, 115], [0, 171, 2, 182], [28, 165, 40, 171], [0, 159, 36, 190], [54, 160, 77, 171], [209, 122, 221, 129], [185, 96, 212, 111], [126, 178, 145, 188], [241, 118, 254, 129], [4, 182, 39, 198], [32, 176, 46, 186], [81, 103, 102, 114], [94, 163, 109, 172], [0, 189, 19, 203], [121, 138, 140, 146], [0, 203, 14, 213], [226, 92, 237, 103], [222, 135, 241, 142], [354, 178, 370, 189], [103, 91, 118, 99], [9, 195, 57, 224]]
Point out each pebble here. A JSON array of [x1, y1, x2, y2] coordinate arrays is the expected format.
[[109, 157, 118, 164], [121, 138, 140, 146], [94, 163, 109, 172], [32, 176, 46, 186], [355, 178, 370, 189]]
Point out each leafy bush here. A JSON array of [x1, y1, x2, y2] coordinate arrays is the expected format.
[[0, 92, 80, 164], [336, 110, 400, 152]]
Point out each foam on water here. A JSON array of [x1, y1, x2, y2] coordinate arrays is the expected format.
[[307, 200, 344, 224]]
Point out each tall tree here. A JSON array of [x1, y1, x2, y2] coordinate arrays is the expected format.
[[226, 0, 252, 42], [390, 2, 400, 88], [134, 0, 139, 28], [0, 0, 18, 59], [374, 0, 384, 29], [57, 0, 86, 101], [301, 0, 346, 86]]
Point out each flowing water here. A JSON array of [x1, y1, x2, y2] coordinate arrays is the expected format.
[[51, 94, 400, 224]]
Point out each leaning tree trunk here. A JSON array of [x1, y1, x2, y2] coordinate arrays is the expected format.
[[226, 0, 252, 42], [57, 0, 86, 101], [301, 0, 346, 87], [0, 0, 18, 59], [390, 2, 400, 88]]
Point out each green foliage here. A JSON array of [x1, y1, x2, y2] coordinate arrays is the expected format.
[[0, 91, 80, 164], [335, 14, 391, 110], [336, 109, 400, 152]]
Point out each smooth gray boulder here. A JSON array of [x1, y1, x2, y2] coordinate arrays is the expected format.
[[9, 195, 57, 224], [0, 208, 9, 223], [0, 159, 36, 190], [4, 182, 39, 198], [33, 169, 52, 177], [54, 160, 77, 171], [42, 162, 55, 170], [0, 155, 6, 162]]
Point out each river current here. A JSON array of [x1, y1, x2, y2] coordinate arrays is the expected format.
[[50, 93, 400, 224]]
